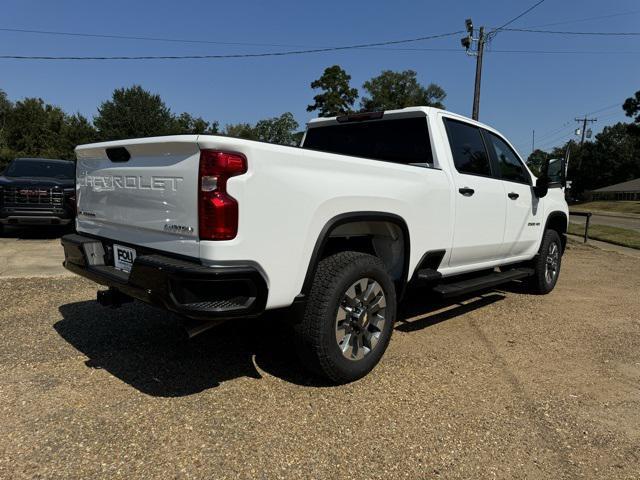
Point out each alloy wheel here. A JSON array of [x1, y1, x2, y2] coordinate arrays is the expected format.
[[335, 278, 387, 361], [545, 241, 560, 284]]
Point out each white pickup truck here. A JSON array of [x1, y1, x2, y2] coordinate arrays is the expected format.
[[62, 107, 568, 383]]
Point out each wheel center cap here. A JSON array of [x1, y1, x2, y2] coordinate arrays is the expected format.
[[352, 308, 368, 328]]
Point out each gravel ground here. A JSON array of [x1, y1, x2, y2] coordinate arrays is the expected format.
[[0, 227, 70, 278], [0, 241, 638, 479]]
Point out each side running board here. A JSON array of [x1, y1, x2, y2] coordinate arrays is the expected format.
[[433, 268, 534, 298]]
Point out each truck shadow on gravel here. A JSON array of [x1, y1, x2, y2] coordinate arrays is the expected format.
[[396, 290, 505, 332], [55, 290, 505, 396]]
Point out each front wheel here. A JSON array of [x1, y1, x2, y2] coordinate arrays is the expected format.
[[526, 229, 563, 294], [293, 251, 396, 384]]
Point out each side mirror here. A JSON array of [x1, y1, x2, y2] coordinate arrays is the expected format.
[[534, 157, 550, 198], [533, 175, 549, 198]]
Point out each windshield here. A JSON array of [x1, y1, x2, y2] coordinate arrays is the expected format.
[[5, 159, 75, 179]]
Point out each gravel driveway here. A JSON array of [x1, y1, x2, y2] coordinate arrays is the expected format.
[[0, 241, 638, 479]]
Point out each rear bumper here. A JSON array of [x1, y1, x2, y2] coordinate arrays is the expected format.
[[61, 233, 268, 321]]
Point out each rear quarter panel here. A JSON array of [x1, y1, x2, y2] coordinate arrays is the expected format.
[[196, 135, 452, 309]]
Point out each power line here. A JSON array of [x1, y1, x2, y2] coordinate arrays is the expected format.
[[535, 129, 576, 150], [533, 110, 626, 151], [0, 30, 463, 61], [0, 27, 316, 48], [596, 110, 626, 122], [518, 100, 626, 151], [3, 25, 640, 52], [1, 44, 637, 58], [530, 122, 574, 144], [585, 103, 622, 116], [397, 47, 639, 55], [492, 0, 547, 33], [521, 10, 640, 29], [392, 46, 640, 55], [501, 28, 640, 36], [485, 49, 640, 55], [1, 24, 639, 60]]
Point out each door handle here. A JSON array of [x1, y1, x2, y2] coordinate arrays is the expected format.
[[508, 192, 519, 200], [458, 187, 475, 197]]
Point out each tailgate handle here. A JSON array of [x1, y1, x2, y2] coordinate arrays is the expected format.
[[106, 147, 131, 162]]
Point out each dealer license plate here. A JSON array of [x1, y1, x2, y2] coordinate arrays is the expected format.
[[113, 244, 136, 273]]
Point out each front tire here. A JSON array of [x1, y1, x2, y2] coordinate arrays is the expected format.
[[294, 251, 397, 384], [527, 229, 563, 294]]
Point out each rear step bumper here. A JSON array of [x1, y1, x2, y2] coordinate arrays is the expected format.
[[61, 233, 268, 321]]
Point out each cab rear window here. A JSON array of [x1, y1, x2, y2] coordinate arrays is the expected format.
[[302, 117, 434, 167]]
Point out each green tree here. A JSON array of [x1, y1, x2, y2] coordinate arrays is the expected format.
[[225, 113, 299, 145], [550, 123, 640, 197], [590, 122, 640, 187], [94, 85, 175, 141], [3, 97, 67, 158], [0, 90, 11, 143], [307, 65, 359, 117], [526, 149, 549, 176], [224, 122, 257, 140], [60, 113, 98, 155], [623, 90, 640, 134], [623, 90, 640, 123], [172, 112, 219, 135], [292, 131, 305, 146], [0, 90, 13, 166], [360, 70, 446, 111], [1, 97, 99, 163], [253, 112, 299, 145]]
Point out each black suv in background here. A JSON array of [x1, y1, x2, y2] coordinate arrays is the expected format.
[[0, 158, 76, 233]]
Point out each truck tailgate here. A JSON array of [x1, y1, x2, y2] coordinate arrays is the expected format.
[[75, 136, 200, 258]]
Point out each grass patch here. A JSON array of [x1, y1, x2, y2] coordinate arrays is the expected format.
[[571, 201, 640, 215], [569, 222, 640, 250]]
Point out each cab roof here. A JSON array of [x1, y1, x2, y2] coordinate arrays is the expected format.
[[307, 106, 498, 133]]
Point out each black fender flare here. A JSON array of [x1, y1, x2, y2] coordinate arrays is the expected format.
[[299, 211, 411, 298], [543, 211, 568, 252]]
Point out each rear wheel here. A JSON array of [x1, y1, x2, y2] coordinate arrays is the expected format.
[[294, 251, 396, 383], [526, 229, 563, 294]]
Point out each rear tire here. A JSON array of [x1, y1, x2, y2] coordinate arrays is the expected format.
[[526, 229, 563, 294], [293, 251, 396, 384]]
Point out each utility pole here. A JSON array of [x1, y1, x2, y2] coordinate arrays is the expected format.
[[574, 116, 597, 145], [532, 129, 535, 153], [574, 116, 597, 171], [461, 19, 486, 120]]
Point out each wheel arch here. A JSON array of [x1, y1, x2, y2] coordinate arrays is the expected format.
[[544, 211, 568, 252], [299, 212, 411, 298]]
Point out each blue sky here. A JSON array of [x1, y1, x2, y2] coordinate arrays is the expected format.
[[1, 0, 639, 156]]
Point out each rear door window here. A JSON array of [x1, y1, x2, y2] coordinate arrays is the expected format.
[[302, 117, 433, 167], [443, 119, 492, 177], [485, 132, 531, 185]]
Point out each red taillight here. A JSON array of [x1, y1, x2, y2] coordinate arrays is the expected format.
[[198, 149, 247, 240]]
